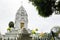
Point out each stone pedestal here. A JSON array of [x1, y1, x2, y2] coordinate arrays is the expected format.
[[18, 34, 32, 40], [18, 28, 32, 40]]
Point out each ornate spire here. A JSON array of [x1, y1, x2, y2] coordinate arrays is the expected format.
[[17, 6, 25, 12], [15, 4, 28, 30]]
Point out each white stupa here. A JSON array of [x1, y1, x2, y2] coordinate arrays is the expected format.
[[15, 6, 28, 30], [2, 6, 31, 40]]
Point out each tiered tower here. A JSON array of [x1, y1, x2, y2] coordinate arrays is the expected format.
[[15, 6, 28, 30]]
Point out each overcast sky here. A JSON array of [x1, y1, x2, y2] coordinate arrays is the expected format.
[[0, 0, 60, 34]]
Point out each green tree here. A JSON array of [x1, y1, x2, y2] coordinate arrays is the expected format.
[[51, 26, 60, 40], [51, 37, 54, 40], [8, 21, 14, 28], [7, 27, 11, 31], [29, 0, 60, 17], [32, 30, 36, 34], [57, 1, 60, 13]]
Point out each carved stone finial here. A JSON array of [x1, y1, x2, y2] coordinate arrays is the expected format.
[[21, 1, 23, 6]]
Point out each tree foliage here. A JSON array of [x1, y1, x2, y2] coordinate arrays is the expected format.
[[8, 21, 14, 28], [7, 27, 11, 31], [29, 0, 60, 17], [32, 30, 36, 34], [57, 1, 60, 13], [51, 26, 60, 39], [51, 37, 54, 40]]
